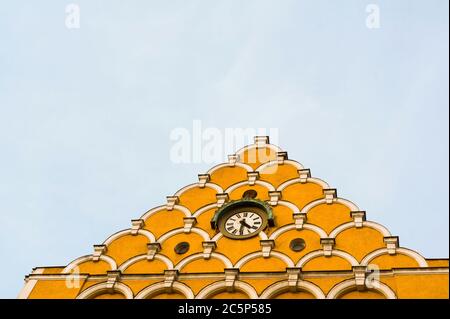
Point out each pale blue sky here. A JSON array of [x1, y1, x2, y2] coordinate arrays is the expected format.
[[0, 1, 448, 298]]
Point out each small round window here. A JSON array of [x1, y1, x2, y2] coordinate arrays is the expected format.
[[242, 190, 257, 199], [174, 242, 190, 254], [289, 238, 306, 252]]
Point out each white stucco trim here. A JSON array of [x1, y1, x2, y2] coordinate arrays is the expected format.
[[361, 247, 428, 267], [174, 182, 223, 197], [195, 280, 259, 299], [134, 281, 194, 299], [76, 281, 134, 299], [296, 250, 359, 268], [175, 252, 233, 271], [326, 278, 396, 299], [259, 279, 326, 299], [62, 255, 117, 274], [118, 254, 174, 272], [234, 251, 294, 269], [157, 227, 211, 244], [269, 223, 328, 240]]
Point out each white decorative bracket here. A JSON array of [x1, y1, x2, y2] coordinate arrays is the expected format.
[[384, 236, 399, 255], [268, 191, 282, 206], [247, 172, 259, 185], [224, 268, 239, 292], [286, 267, 302, 292], [131, 219, 144, 235], [147, 243, 161, 260], [293, 213, 307, 230], [163, 269, 179, 292], [298, 169, 311, 183], [276, 151, 288, 164], [183, 217, 197, 233], [166, 196, 179, 211], [260, 239, 275, 258], [353, 266, 368, 291], [92, 244, 106, 262], [228, 154, 239, 166], [106, 270, 121, 292], [350, 211, 366, 228], [254, 136, 269, 146], [216, 193, 229, 208], [323, 189, 337, 204], [202, 241, 217, 259], [198, 174, 210, 188], [320, 238, 335, 257]]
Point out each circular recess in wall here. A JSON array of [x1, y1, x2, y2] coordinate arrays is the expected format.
[[289, 238, 306, 252], [174, 242, 190, 254], [242, 189, 257, 199]]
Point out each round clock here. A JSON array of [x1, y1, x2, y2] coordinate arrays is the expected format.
[[218, 206, 268, 239]]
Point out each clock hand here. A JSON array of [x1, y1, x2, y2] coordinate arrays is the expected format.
[[239, 223, 244, 235], [239, 219, 252, 229]]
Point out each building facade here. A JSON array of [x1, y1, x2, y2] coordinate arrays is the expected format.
[[19, 137, 449, 299]]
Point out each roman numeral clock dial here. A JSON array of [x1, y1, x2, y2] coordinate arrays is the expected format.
[[218, 206, 269, 239]]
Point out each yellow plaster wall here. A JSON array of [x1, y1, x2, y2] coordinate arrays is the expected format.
[[178, 186, 217, 213], [335, 227, 385, 261], [307, 203, 352, 234], [215, 236, 261, 265], [159, 232, 204, 265], [281, 182, 324, 210], [240, 256, 288, 273], [259, 165, 300, 188], [180, 257, 227, 273], [239, 147, 277, 170], [122, 258, 167, 274], [106, 234, 149, 266], [210, 166, 248, 190], [274, 229, 322, 263], [77, 260, 111, 275], [144, 209, 185, 238], [28, 280, 83, 299], [339, 289, 385, 299], [302, 255, 352, 271], [273, 291, 315, 299]]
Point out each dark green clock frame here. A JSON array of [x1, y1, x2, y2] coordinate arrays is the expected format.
[[210, 198, 275, 230]]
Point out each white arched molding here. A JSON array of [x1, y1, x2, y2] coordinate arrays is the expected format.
[[175, 252, 233, 271], [277, 177, 330, 192], [140, 205, 192, 221], [300, 197, 360, 215], [76, 281, 134, 299], [235, 143, 282, 157], [360, 247, 428, 267], [212, 231, 268, 242], [174, 182, 223, 197], [276, 200, 300, 214], [329, 221, 392, 238], [326, 279, 396, 299], [296, 250, 359, 268], [234, 251, 294, 269], [206, 162, 253, 175], [260, 280, 326, 299], [256, 159, 304, 174], [269, 223, 327, 241], [195, 280, 259, 299], [224, 180, 276, 194], [118, 254, 174, 272], [103, 229, 156, 246], [135, 281, 194, 299], [62, 255, 117, 274], [157, 227, 211, 244], [193, 203, 217, 218]]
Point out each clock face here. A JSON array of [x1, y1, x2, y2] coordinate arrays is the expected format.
[[218, 207, 267, 239]]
